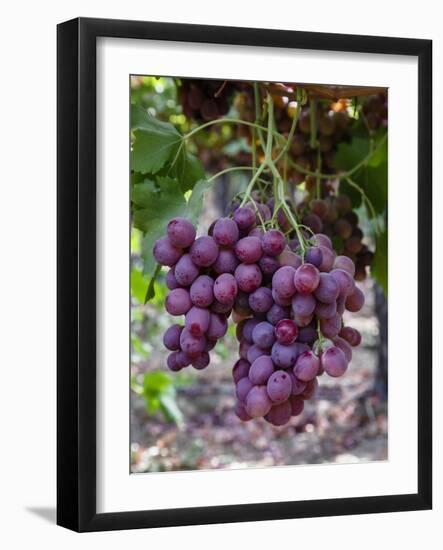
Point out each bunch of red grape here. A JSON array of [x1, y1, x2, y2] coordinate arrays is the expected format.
[[232, 224, 364, 426], [153, 202, 364, 427], [179, 79, 237, 122], [362, 92, 388, 132], [302, 193, 373, 281]]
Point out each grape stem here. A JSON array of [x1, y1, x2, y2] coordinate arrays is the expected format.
[[344, 177, 380, 232], [316, 319, 325, 352], [273, 88, 303, 164], [207, 166, 255, 182], [182, 112, 387, 184]]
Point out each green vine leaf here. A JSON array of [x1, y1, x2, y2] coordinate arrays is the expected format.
[[131, 104, 183, 174], [186, 179, 211, 224], [171, 149, 206, 193], [335, 135, 387, 215], [144, 264, 161, 304], [134, 177, 210, 293]]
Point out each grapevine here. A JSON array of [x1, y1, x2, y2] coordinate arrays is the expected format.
[[133, 81, 388, 427]]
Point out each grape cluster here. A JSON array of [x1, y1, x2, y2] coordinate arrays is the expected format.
[[153, 216, 240, 372], [301, 194, 374, 281], [362, 92, 388, 132], [232, 225, 364, 426], [153, 202, 364, 427], [179, 79, 237, 122]]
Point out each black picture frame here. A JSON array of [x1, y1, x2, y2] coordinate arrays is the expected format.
[[57, 17, 432, 532]]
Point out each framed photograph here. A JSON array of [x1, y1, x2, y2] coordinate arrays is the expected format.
[[57, 17, 432, 532]]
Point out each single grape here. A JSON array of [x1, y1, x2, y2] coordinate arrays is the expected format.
[[234, 263, 262, 293], [279, 249, 302, 269], [166, 268, 180, 290], [242, 318, 261, 344], [318, 245, 336, 272], [293, 315, 313, 332], [248, 227, 264, 239], [163, 324, 183, 351], [165, 288, 192, 315], [314, 300, 337, 320], [167, 217, 196, 248], [345, 286, 365, 312], [235, 400, 252, 421], [207, 313, 228, 340], [179, 327, 206, 357], [322, 346, 348, 377], [235, 236, 263, 263], [305, 246, 323, 268], [175, 350, 192, 368], [334, 218, 353, 240], [192, 351, 210, 370], [310, 199, 329, 219], [289, 395, 305, 417], [300, 377, 318, 400], [293, 351, 320, 381], [211, 299, 234, 315], [266, 303, 290, 325], [314, 272, 340, 304], [330, 268, 355, 297], [336, 194, 352, 214], [302, 213, 323, 234], [252, 203, 272, 222], [233, 206, 256, 231], [272, 288, 292, 307], [258, 255, 280, 278], [190, 275, 214, 307], [320, 313, 341, 339], [232, 359, 251, 383], [190, 236, 219, 267], [339, 326, 362, 347], [297, 325, 317, 345], [275, 319, 299, 345], [294, 263, 320, 295], [245, 386, 272, 418], [247, 344, 268, 364], [267, 370, 292, 403], [252, 321, 276, 349], [313, 233, 333, 250], [213, 217, 239, 247], [239, 339, 251, 360], [153, 236, 182, 266], [271, 342, 299, 368], [174, 253, 199, 287], [292, 293, 316, 317], [185, 306, 210, 337], [272, 266, 297, 298], [249, 287, 273, 313], [333, 255, 356, 277], [214, 273, 238, 304], [345, 235, 363, 254], [266, 400, 292, 426], [249, 355, 275, 385], [166, 352, 182, 372], [262, 229, 286, 257], [290, 373, 307, 396], [213, 249, 239, 274], [333, 336, 353, 362], [236, 377, 253, 402]]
